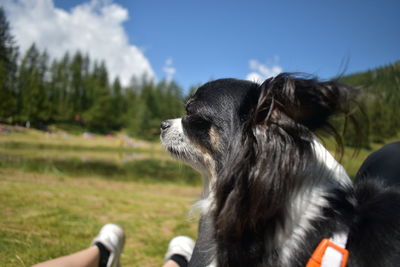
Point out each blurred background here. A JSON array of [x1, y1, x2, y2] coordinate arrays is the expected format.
[[0, 0, 399, 266]]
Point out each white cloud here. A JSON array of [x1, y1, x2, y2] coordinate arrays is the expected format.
[[246, 59, 282, 84], [163, 57, 176, 83], [3, 0, 155, 86]]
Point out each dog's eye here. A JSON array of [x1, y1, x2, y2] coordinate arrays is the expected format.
[[184, 113, 209, 124], [185, 106, 195, 116], [183, 104, 210, 125]]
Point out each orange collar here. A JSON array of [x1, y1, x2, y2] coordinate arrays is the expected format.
[[306, 238, 349, 267]]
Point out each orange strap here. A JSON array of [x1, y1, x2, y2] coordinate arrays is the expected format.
[[306, 238, 349, 267]]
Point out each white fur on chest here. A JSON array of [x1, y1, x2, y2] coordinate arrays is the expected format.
[[278, 139, 351, 265], [193, 139, 351, 267]]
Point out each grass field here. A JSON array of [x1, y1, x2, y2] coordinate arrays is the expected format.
[[0, 128, 201, 267], [0, 126, 398, 266]]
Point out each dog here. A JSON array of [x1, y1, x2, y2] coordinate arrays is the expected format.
[[160, 73, 400, 267]]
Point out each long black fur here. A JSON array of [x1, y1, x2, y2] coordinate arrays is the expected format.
[[213, 74, 357, 266], [164, 73, 400, 267]]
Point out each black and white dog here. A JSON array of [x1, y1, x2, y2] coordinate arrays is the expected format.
[[160, 73, 400, 267]]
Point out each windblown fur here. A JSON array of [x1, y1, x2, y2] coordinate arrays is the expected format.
[[160, 73, 400, 267]]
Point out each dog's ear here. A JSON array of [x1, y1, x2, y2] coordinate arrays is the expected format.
[[253, 73, 356, 130]]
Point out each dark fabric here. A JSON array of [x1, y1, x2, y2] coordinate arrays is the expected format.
[[356, 142, 400, 187], [170, 254, 188, 267], [94, 242, 110, 267]]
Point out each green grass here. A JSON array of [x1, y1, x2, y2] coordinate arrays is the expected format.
[[322, 134, 400, 179], [0, 129, 201, 266], [0, 140, 158, 153], [0, 155, 201, 185], [0, 127, 398, 266], [0, 128, 163, 152], [0, 169, 200, 267]]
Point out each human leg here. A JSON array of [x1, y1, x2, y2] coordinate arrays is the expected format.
[[33, 223, 125, 267], [32, 245, 100, 267]]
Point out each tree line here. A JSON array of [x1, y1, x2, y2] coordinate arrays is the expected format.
[[1, 7, 399, 143], [0, 7, 185, 139], [339, 61, 400, 146]]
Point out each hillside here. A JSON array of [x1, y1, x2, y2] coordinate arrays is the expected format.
[[339, 60, 400, 144]]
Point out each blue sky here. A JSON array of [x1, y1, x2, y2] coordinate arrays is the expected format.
[[5, 0, 400, 91], [120, 0, 400, 89]]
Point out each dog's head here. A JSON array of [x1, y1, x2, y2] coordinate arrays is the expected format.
[[160, 78, 260, 184], [160, 73, 353, 186], [160, 73, 356, 265]]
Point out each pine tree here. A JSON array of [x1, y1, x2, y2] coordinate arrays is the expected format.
[[0, 7, 18, 122], [83, 61, 116, 133], [340, 61, 400, 144], [138, 81, 161, 138], [51, 52, 71, 121], [17, 43, 49, 126], [111, 77, 126, 129]]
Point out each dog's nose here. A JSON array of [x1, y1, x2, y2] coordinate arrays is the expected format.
[[160, 120, 171, 130]]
